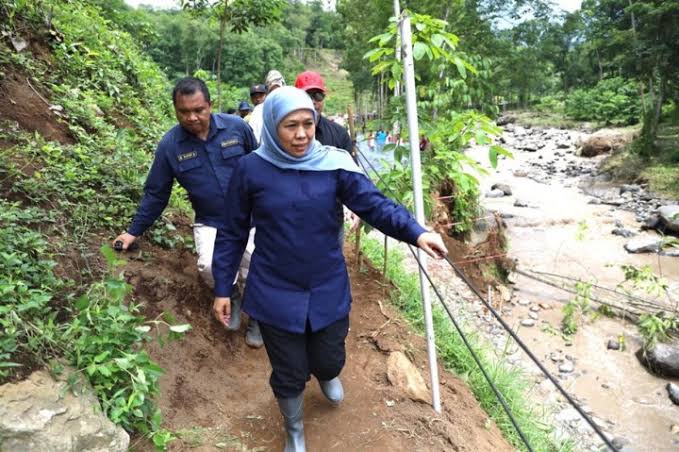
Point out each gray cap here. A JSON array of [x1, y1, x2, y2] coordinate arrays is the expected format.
[[265, 70, 286, 90]]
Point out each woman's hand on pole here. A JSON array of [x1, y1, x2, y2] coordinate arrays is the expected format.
[[416, 232, 448, 259], [213, 297, 231, 327]]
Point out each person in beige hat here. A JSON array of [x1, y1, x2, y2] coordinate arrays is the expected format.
[[250, 70, 286, 142]]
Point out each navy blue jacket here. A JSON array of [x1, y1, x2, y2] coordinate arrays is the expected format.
[[128, 114, 257, 236], [212, 153, 426, 333], [316, 115, 352, 154]]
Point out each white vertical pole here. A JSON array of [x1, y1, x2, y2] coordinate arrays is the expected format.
[[399, 14, 441, 413], [392, 0, 401, 141], [393, 0, 401, 98]]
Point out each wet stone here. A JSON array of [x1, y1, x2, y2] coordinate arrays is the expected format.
[[485, 189, 505, 198], [550, 351, 564, 362], [559, 360, 574, 373], [612, 228, 636, 238], [666, 383, 679, 405], [612, 437, 631, 450]]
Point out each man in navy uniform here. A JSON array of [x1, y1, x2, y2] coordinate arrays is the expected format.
[[113, 77, 263, 347]]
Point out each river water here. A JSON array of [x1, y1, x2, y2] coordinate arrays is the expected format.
[[357, 128, 679, 451]]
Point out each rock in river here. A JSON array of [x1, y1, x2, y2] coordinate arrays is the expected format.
[[666, 383, 679, 405], [491, 183, 513, 196], [624, 237, 661, 254], [638, 341, 679, 378], [486, 189, 505, 198], [658, 205, 679, 234], [612, 228, 636, 238]]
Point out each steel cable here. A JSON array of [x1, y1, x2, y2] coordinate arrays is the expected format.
[[353, 143, 617, 451], [353, 147, 533, 451]]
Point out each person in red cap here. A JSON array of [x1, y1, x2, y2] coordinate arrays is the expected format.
[[294, 71, 358, 249], [294, 71, 353, 156]]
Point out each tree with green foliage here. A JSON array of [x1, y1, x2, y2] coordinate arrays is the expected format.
[[181, 0, 286, 110]]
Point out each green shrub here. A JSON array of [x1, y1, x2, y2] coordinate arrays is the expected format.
[[564, 77, 640, 125], [535, 94, 565, 113]]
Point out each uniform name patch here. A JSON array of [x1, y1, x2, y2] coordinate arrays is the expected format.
[[221, 139, 239, 148], [177, 151, 197, 162]]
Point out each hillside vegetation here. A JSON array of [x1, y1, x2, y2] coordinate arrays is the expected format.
[[1, 1, 191, 444]]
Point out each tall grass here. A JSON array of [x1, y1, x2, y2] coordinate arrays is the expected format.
[[357, 234, 572, 452]]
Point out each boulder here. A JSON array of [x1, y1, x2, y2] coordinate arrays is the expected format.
[[485, 189, 505, 198], [660, 248, 679, 257], [491, 183, 512, 196], [0, 369, 129, 452], [468, 211, 500, 246], [624, 237, 661, 254], [620, 184, 642, 195], [580, 135, 612, 157], [386, 351, 431, 404], [638, 341, 679, 377], [496, 115, 516, 126], [513, 199, 533, 208], [666, 383, 679, 405], [658, 205, 679, 234], [579, 129, 634, 157], [642, 214, 661, 231], [612, 228, 636, 238]]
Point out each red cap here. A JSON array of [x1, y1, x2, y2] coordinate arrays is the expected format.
[[294, 71, 326, 93]]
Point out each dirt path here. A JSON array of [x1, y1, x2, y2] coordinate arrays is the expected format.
[[126, 244, 512, 451]]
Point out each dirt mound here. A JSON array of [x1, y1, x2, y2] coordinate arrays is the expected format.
[[126, 244, 512, 451], [0, 69, 73, 144]]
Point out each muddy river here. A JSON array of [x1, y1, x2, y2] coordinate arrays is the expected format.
[[358, 126, 679, 451]]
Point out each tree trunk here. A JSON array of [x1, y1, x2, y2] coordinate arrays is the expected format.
[[216, 11, 227, 111], [595, 48, 603, 80], [651, 74, 665, 140]]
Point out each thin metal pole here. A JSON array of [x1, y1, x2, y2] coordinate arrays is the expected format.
[[399, 14, 441, 413], [392, 0, 401, 141], [393, 0, 401, 98]]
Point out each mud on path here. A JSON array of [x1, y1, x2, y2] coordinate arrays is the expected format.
[[124, 244, 511, 451]]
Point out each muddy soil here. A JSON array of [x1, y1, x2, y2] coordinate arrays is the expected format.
[[0, 69, 73, 144], [125, 243, 512, 451]]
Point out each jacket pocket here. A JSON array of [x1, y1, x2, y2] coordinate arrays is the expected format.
[[178, 158, 202, 172], [221, 146, 245, 160]]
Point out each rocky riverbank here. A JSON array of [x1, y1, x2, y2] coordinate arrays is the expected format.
[[364, 122, 679, 451]]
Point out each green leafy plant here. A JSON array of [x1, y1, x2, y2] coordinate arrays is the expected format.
[[561, 281, 593, 335], [63, 246, 191, 436], [564, 77, 640, 125], [618, 264, 669, 298], [362, 12, 510, 233], [638, 313, 678, 349]]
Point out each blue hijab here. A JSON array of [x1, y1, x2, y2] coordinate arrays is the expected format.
[[254, 86, 362, 174]]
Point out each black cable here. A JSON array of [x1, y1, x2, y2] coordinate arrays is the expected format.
[[353, 142, 617, 451], [353, 146, 533, 451], [442, 253, 616, 451]]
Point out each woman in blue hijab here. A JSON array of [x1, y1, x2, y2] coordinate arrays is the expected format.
[[212, 87, 447, 452]]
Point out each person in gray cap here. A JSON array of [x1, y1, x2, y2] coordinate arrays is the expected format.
[[250, 70, 286, 142]]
